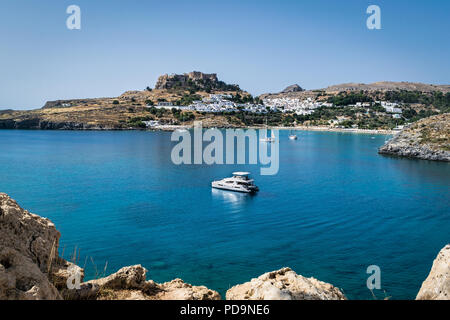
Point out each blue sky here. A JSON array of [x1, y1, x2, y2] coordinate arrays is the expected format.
[[1, 0, 449, 109]]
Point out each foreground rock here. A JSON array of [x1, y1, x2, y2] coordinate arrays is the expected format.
[[63, 265, 220, 300], [416, 245, 450, 300], [0, 193, 63, 299], [0, 193, 219, 300], [226, 268, 346, 300], [379, 113, 450, 161], [0, 247, 61, 300]]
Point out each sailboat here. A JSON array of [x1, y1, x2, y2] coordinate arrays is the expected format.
[[260, 118, 275, 142], [288, 129, 298, 140]]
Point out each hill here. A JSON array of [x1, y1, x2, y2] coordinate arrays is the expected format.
[[379, 113, 450, 161], [0, 77, 449, 130], [324, 81, 450, 94], [260, 81, 450, 100], [0, 72, 250, 130]]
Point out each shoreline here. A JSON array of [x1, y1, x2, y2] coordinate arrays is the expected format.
[[152, 125, 396, 135], [267, 126, 394, 135], [0, 125, 396, 135]]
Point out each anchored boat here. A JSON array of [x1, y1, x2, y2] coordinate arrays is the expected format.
[[288, 130, 298, 140], [211, 172, 259, 193], [260, 118, 276, 142]]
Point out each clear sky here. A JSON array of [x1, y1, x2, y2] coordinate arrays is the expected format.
[[1, 0, 449, 109]]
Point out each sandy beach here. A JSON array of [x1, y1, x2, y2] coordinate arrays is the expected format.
[[152, 124, 396, 135]]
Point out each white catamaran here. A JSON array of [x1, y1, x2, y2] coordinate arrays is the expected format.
[[211, 172, 259, 193]]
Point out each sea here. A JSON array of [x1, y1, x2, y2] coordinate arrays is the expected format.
[[0, 129, 448, 299]]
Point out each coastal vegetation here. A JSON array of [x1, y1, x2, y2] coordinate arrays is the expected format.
[[326, 91, 374, 106], [384, 90, 450, 112]]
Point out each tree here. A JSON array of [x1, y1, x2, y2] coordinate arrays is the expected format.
[[403, 108, 417, 119]]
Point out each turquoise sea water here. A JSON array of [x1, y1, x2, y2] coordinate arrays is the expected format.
[[0, 130, 449, 299]]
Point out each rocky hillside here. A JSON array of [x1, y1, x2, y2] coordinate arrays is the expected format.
[[261, 81, 450, 100], [0, 71, 250, 130], [379, 113, 450, 161], [324, 81, 450, 94]]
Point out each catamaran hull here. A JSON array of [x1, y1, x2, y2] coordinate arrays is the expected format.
[[211, 183, 258, 193]]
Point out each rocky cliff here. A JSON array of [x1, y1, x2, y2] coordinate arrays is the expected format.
[[416, 245, 450, 300], [155, 71, 218, 90], [0, 193, 64, 299], [378, 113, 450, 161]]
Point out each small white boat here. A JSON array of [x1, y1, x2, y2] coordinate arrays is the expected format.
[[288, 130, 298, 140], [260, 118, 275, 142], [211, 172, 259, 193]]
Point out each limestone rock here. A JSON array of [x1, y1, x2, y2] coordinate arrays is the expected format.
[[66, 265, 221, 300], [153, 279, 221, 300], [379, 113, 450, 161], [61, 282, 100, 300], [52, 260, 84, 291], [226, 267, 346, 300], [86, 265, 147, 290], [0, 193, 60, 274], [0, 193, 64, 300], [0, 247, 61, 300], [416, 245, 450, 300]]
